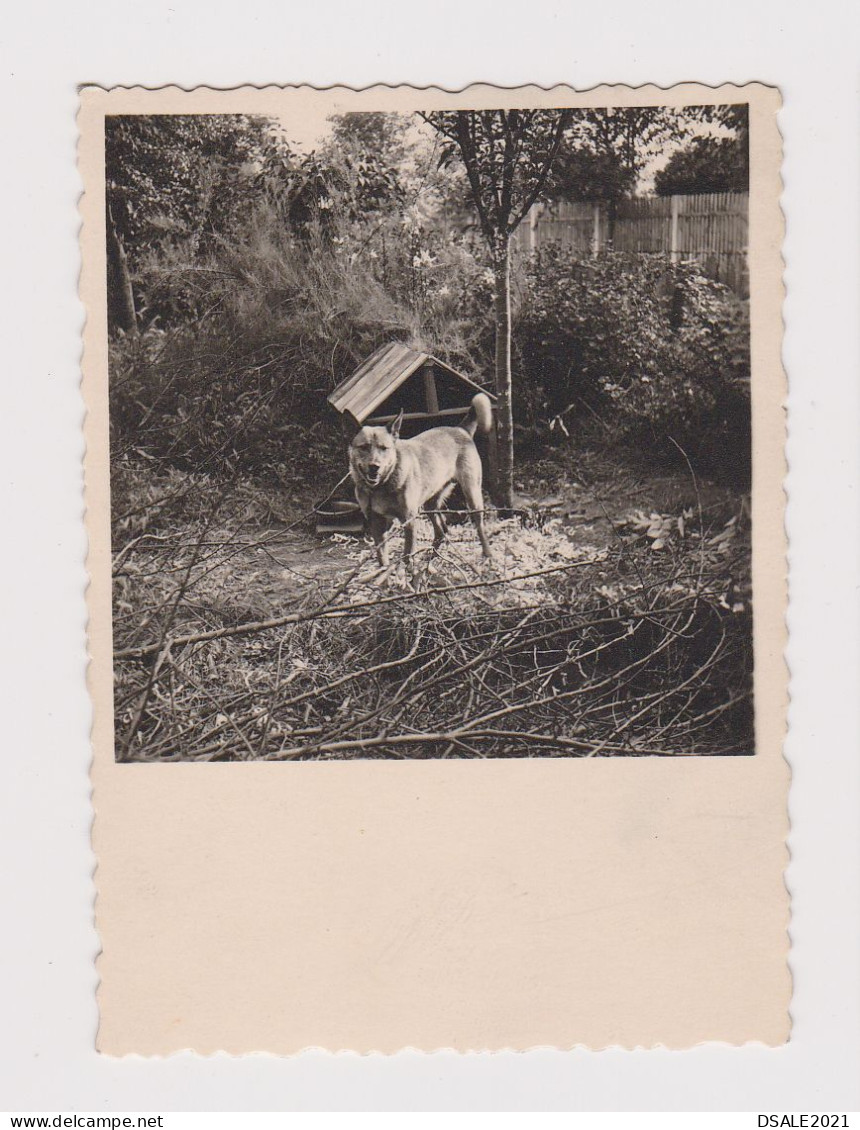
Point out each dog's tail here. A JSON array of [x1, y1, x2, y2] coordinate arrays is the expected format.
[[462, 392, 493, 438]]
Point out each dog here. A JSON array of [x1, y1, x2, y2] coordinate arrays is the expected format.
[[349, 392, 494, 580]]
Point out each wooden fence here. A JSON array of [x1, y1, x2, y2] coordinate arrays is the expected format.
[[514, 192, 749, 297]]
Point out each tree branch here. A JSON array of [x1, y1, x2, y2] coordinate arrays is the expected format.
[[114, 557, 596, 661], [508, 110, 571, 232]]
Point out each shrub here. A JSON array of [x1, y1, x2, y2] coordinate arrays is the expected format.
[[515, 249, 751, 485]]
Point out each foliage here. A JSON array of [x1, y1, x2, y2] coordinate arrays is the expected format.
[[109, 197, 497, 486], [655, 135, 749, 195], [105, 113, 414, 330], [685, 104, 749, 137], [561, 107, 688, 182], [262, 140, 406, 234], [105, 114, 284, 260], [548, 105, 749, 201], [516, 249, 751, 485], [327, 111, 409, 171], [655, 105, 749, 196], [105, 114, 293, 330], [423, 110, 571, 246], [548, 146, 636, 202]]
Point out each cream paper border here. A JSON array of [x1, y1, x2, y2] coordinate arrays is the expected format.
[[81, 83, 789, 1055]]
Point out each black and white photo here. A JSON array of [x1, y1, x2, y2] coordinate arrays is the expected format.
[[105, 97, 755, 761]]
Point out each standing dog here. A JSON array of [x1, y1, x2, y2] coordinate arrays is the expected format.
[[349, 393, 494, 580]]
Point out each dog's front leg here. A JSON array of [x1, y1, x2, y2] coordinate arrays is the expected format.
[[369, 511, 391, 568], [402, 517, 419, 586]]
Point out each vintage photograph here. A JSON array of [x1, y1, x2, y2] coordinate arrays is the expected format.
[[106, 99, 754, 762]]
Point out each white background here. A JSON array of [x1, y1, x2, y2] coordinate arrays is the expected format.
[[2, 0, 859, 1113]]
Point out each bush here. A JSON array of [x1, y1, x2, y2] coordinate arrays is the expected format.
[[515, 249, 751, 486]]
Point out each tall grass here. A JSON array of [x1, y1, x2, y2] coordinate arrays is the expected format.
[[111, 202, 498, 491]]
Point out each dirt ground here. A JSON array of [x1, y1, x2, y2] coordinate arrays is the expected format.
[[251, 445, 745, 597]]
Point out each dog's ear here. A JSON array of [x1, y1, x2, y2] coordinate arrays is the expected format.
[[389, 408, 404, 440]]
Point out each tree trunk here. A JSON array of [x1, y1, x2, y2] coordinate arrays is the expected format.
[[106, 205, 138, 336], [491, 233, 514, 510]]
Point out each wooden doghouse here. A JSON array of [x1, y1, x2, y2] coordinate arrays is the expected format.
[[317, 342, 497, 534]]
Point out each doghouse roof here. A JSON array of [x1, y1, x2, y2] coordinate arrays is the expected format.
[[327, 341, 494, 424]]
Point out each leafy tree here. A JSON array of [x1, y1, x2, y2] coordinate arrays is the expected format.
[[686, 103, 749, 140], [105, 114, 280, 254], [420, 109, 570, 507], [555, 107, 687, 238], [104, 114, 286, 331], [328, 111, 408, 165], [246, 114, 411, 246], [565, 107, 686, 181], [320, 113, 409, 220], [548, 146, 635, 203], [654, 106, 749, 195], [654, 135, 749, 195]]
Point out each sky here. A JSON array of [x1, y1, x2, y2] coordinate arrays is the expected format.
[[275, 107, 335, 152]]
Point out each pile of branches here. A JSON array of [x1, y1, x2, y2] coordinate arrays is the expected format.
[[112, 507, 753, 761]]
